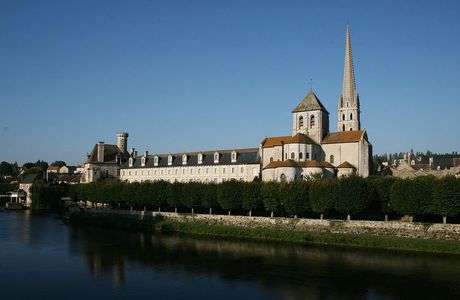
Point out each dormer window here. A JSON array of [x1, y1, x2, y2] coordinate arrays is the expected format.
[[129, 157, 133, 167], [154, 155, 159, 166], [182, 154, 188, 165], [198, 153, 203, 164], [168, 155, 173, 166], [299, 116, 304, 129], [214, 152, 220, 163], [141, 156, 146, 167], [231, 151, 237, 163]]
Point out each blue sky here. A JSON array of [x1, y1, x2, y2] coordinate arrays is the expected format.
[[1, 0, 459, 165]]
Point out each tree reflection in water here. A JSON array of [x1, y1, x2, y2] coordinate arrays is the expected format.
[[68, 225, 460, 300]]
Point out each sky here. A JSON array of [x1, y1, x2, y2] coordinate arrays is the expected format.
[[1, 0, 459, 165]]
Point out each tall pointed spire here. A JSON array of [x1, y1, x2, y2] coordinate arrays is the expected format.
[[342, 24, 356, 105], [337, 24, 361, 132]]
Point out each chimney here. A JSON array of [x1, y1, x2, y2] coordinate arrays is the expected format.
[[130, 148, 136, 157], [97, 142, 105, 163], [144, 150, 149, 157]]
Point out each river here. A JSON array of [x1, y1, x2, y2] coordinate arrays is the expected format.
[[1, 209, 460, 299]]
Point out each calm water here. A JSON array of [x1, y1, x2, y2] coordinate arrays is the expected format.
[[1, 209, 460, 300]]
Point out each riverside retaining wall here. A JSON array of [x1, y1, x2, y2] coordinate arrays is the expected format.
[[77, 208, 460, 241]]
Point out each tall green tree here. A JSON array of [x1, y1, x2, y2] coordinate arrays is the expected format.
[[433, 176, 460, 224], [282, 180, 310, 218], [370, 176, 395, 221], [166, 182, 183, 213], [241, 182, 261, 216], [217, 180, 242, 215], [182, 182, 202, 214], [261, 181, 281, 218], [309, 179, 338, 219], [201, 183, 218, 214], [336, 176, 374, 220]]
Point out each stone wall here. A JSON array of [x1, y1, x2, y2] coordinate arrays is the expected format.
[[81, 209, 460, 241]]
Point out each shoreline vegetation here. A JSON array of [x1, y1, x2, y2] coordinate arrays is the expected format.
[[68, 211, 460, 255]]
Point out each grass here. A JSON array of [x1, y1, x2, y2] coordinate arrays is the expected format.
[[69, 211, 460, 255]]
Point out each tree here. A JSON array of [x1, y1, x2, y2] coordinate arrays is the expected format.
[[241, 182, 261, 216], [201, 183, 218, 215], [217, 180, 242, 215], [34, 160, 49, 172], [336, 176, 374, 220], [282, 180, 310, 218], [50, 160, 67, 167], [261, 181, 281, 218], [182, 182, 202, 214], [433, 176, 460, 224], [166, 182, 183, 213], [30, 181, 46, 210], [370, 176, 395, 221], [309, 179, 338, 219], [0, 161, 13, 176]]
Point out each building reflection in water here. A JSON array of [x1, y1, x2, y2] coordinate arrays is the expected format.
[[67, 224, 460, 300]]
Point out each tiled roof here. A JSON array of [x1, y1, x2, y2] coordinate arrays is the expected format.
[[47, 166, 60, 171], [322, 130, 366, 144], [263, 159, 334, 169], [337, 161, 355, 169], [292, 90, 329, 113], [261, 133, 317, 148], [264, 159, 300, 169], [122, 148, 260, 169]]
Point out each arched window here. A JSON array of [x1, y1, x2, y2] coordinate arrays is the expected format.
[[330, 155, 334, 164], [342, 114, 345, 121], [270, 157, 273, 162], [310, 115, 315, 128], [290, 152, 295, 159], [342, 124, 345, 131], [350, 113, 353, 120], [350, 128, 353, 131], [306, 152, 310, 159], [280, 174, 286, 182], [299, 152, 303, 160], [299, 116, 304, 129]]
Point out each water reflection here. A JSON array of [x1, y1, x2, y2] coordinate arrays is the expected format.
[[68, 224, 460, 300], [2, 210, 460, 300]]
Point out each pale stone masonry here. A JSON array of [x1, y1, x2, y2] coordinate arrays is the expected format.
[[81, 25, 372, 183]]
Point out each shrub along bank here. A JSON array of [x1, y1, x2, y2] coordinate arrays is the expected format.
[[62, 175, 460, 224]]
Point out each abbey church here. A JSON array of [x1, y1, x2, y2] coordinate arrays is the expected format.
[[81, 25, 372, 183]]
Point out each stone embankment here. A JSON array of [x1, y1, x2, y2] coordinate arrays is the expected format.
[[74, 208, 460, 241]]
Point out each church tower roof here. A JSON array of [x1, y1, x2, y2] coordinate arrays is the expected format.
[[341, 24, 357, 106], [292, 90, 329, 113]]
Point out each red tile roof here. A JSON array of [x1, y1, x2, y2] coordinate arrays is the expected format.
[[322, 130, 366, 144], [337, 161, 355, 169], [261, 133, 316, 148]]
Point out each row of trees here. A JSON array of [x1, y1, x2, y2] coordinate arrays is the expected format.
[[66, 175, 460, 223]]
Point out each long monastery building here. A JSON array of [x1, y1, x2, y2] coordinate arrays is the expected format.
[[81, 25, 372, 184]]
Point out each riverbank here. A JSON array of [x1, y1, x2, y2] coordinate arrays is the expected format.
[[68, 210, 460, 254]]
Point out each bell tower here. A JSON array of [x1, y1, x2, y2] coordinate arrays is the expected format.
[[338, 25, 360, 132]]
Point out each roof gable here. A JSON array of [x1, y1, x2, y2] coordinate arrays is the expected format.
[[292, 90, 329, 113]]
